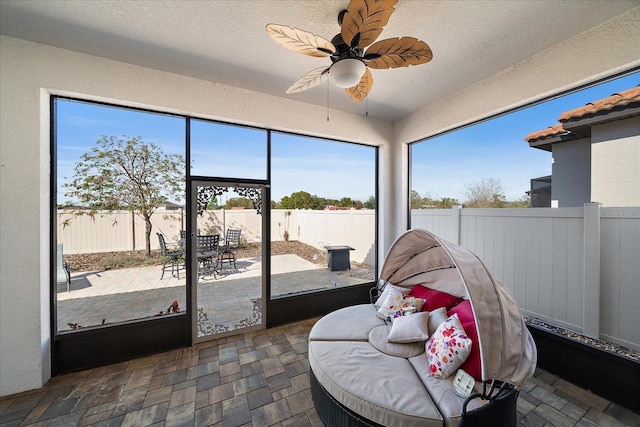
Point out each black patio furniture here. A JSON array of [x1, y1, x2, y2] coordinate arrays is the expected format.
[[197, 234, 220, 278], [57, 242, 71, 292], [157, 233, 185, 279], [324, 245, 355, 271], [218, 229, 241, 270]]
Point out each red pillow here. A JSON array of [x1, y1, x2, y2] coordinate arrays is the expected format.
[[448, 300, 482, 381], [409, 285, 463, 312]]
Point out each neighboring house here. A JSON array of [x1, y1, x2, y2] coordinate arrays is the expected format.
[[526, 86, 640, 207]]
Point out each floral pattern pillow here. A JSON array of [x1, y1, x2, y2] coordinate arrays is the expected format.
[[376, 292, 425, 322], [426, 313, 472, 379], [374, 283, 409, 308]]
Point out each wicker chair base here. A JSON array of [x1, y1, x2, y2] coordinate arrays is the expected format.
[[310, 370, 383, 427], [311, 369, 518, 427], [461, 386, 518, 427]]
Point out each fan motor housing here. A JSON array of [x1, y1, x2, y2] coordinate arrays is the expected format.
[[330, 34, 363, 63]]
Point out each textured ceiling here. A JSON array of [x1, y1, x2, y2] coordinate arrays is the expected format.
[[1, 0, 638, 122]]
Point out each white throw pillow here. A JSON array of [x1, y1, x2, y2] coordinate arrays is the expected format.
[[428, 307, 448, 336], [369, 325, 426, 358], [387, 311, 431, 343], [425, 313, 472, 379], [374, 283, 410, 308]]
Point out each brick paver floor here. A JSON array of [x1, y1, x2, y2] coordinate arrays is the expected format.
[[2, 318, 639, 427]]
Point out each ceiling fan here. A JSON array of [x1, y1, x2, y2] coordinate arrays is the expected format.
[[266, 0, 433, 102]]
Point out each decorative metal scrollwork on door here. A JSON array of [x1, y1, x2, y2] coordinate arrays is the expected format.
[[196, 186, 262, 215]]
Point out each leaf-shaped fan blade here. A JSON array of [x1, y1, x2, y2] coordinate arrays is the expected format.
[[345, 67, 373, 102], [286, 67, 330, 94], [341, 0, 398, 49], [266, 24, 336, 57], [364, 37, 433, 69]]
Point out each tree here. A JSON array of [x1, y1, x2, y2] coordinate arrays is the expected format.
[[363, 195, 376, 209], [207, 195, 220, 210], [436, 197, 460, 209], [464, 177, 506, 208], [277, 191, 369, 210], [507, 196, 530, 208], [279, 195, 294, 209], [338, 197, 353, 208], [279, 191, 315, 209], [410, 190, 423, 209], [225, 197, 253, 209], [310, 195, 327, 210], [64, 135, 185, 256]]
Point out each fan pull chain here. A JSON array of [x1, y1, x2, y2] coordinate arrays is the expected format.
[[326, 82, 330, 122], [366, 97, 369, 117]]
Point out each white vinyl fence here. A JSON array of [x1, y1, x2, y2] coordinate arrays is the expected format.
[[57, 208, 376, 265], [57, 205, 639, 350], [412, 204, 640, 352]]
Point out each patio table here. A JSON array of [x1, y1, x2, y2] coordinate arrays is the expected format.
[[324, 245, 354, 271]]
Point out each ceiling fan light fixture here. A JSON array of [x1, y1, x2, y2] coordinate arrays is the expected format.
[[330, 58, 365, 88], [267, 0, 432, 101]]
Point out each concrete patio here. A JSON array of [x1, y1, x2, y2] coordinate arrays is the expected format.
[[57, 254, 370, 335]]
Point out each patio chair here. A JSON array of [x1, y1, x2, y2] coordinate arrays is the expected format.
[[218, 229, 241, 270], [197, 234, 220, 278], [157, 233, 185, 279], [57, 243, 71, 292]]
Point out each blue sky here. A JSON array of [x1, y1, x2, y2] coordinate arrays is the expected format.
[[271, 133, 376, 202], [56, 103, 376, 204], [56, 71, 637, 205], [411, 72, 639, 202]]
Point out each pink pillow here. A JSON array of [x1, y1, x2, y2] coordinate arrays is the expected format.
[[409, 285, 463, 312], [448, 300, 482, 381]]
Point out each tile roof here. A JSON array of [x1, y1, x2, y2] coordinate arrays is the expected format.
[[558, 85, 640, 122], [525, 124, 568, 143], [526, 84, 640, 145]]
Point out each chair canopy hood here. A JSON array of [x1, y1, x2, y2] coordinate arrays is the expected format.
[[380, 229, 537, 387]]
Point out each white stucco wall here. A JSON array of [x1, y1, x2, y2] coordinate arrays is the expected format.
[[591, 117, 640, 207], [393, 7, 640, 145], [1, 5, 639, 395], [551, 138, 591, 207], [0, 35, 395, 396]]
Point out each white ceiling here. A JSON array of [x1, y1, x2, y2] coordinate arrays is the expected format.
[[1, 0, 638, 122]]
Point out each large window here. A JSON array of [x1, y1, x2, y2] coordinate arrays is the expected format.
[[190, 119, 267, 179], [410, 72, 639, 218], [53, 99, 378, 336], [270, 132, 377, 298], [55, 99, 186, 333]]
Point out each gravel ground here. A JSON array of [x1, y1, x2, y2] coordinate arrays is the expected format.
[[525, 316, 639, 361]]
